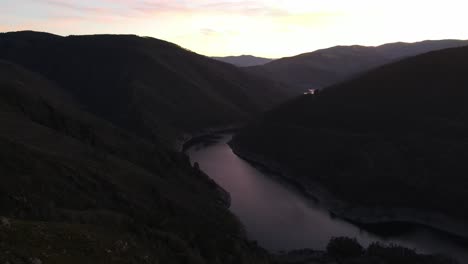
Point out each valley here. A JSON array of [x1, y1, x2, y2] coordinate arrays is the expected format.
[[0, 29, 467, 264]]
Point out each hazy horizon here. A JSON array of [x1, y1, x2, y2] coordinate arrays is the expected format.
[[3, 0, 468, 58]]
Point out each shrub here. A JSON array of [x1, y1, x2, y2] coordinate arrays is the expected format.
[[326, 237, 364, 259], [367, 242, 417, 258]]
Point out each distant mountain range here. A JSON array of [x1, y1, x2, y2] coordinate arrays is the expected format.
[[0, 31, 289, 143], [246, 39, 468, 93], [232, 45, 468, 227], [212, 55, 274, 67]]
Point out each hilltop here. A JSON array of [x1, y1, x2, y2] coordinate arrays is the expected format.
[[0, 31, 289, 144], [212, 55, 274, 67], [247, 39, 468, 93]]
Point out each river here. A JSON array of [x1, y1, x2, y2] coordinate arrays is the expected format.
[[186, 133, 468, 262]]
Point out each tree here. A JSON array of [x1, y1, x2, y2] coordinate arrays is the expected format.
[[326, 237, 364, 259]]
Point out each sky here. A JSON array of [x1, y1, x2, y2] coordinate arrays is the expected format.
[[1, 0, 468, 58]]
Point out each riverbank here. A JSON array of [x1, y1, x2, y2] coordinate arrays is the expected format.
[[175, 127, 249, 210], [173, 124, 243, 152], [228, 138, 468, 241]]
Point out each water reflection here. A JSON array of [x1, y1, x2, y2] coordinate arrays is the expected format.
[[187, 134, 468, 261]]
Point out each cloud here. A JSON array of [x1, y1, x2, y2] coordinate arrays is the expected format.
[[200, 28, 218, 36], [44, 0, 100, 12], [33, 0, 294, 18], [6, 0, 468, 58]]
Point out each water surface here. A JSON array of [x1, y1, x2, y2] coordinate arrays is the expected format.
[[187, 134, 468, 261]]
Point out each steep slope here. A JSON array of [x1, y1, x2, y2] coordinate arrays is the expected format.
[[232, 46, 468, 226], [0, 31, 288, 144], [0, 60, 272, 263], [247, 40, 468, 93], [212, 55, 274, 67]]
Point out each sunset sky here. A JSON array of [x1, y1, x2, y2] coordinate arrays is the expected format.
[[2, 0, 468, 58]]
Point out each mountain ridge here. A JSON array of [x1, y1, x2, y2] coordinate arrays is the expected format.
[[212, 55, 274, 67], [246, 39, 468, 93], [0, 31, 290, 144]]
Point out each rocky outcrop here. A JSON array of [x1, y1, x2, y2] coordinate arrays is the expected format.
[[0, 217, 10, 229]]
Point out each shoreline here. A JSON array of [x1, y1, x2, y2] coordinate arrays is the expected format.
[[174, 126, 246, 210], [228, 138, 468, 241], [173, 124, 242, 152]]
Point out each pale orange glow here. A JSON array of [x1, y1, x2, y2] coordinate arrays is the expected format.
[[2, 0, 468, 57]]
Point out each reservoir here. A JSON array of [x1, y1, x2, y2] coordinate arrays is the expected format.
[[186, 133, 468, 262]]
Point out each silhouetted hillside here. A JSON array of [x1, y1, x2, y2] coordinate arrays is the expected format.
[[0, 31, 289, 144], [0, 60, 274, 263], [213, 55, 274, 67], [232, 45, 468, 224], [247, 40, 468, 93]]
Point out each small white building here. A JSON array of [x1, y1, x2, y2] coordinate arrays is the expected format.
[[303, 89, 317, 95]]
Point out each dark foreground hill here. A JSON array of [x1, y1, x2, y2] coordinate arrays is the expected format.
[[0, 31, 288, 144], [212, 55, 274, 67], [247, 39, 468, 93], [232, 45, 468, 226], [0, 60, 275, 263]]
